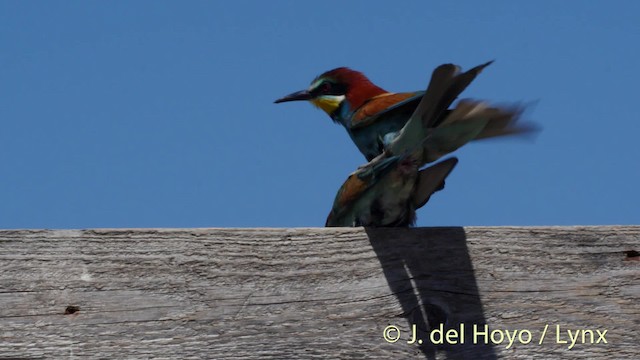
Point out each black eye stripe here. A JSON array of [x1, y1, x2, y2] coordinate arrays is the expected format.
[[312, 81, 331, 94], [312, 81, 346, 96]]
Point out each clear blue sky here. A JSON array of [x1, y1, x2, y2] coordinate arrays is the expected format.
[[1, 1, 638, 228]]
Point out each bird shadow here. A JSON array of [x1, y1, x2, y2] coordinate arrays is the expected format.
[[365, 227, 497, 360]]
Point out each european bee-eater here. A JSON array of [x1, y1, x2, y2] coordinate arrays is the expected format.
[[325, 155, 458, 227], [275, 61, 533, 162], [324, 63, 536, 227]]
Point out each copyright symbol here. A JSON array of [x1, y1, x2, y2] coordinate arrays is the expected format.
[[383, 325, 401, 343]]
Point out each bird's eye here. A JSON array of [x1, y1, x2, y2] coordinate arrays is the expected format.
[[321, 82, 331, 92]]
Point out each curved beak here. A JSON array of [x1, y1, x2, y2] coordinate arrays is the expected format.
[[274, 89, 313, 104]]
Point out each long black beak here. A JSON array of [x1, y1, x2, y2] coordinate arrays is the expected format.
[[274, 89, 313, 103]]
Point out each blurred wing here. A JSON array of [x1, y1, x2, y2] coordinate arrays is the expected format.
[[421, 100, 539, 163]]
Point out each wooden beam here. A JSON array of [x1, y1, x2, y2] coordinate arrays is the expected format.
[[0, 227, 638, 359]]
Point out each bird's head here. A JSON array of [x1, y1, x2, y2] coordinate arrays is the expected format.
[[275, 67, 386, 119]]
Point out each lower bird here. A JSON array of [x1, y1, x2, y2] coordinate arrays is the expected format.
[[326, 155, 458, 227]]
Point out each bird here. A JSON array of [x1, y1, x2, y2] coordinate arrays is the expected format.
[[275, 61, 534, 163], [324, 63, 537, 227], [325, 155, 458, 227], [278, 62, 538, 226]]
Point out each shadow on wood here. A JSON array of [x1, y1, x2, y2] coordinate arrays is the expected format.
[[367, 227, 496, 360], [0, 227, 638, 359]]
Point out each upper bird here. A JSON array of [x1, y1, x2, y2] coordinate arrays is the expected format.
[[275, 61, 532, 162]]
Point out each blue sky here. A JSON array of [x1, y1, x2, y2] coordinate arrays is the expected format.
[[1, 1, 638, 228]]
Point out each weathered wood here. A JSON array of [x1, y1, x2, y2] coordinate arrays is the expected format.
[[0, 226, 638, 359]]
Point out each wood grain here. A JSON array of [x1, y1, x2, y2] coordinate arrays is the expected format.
[[0, 226, 638, 359]]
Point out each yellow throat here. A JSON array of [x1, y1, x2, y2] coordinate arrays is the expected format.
[[311, 95, 345, 115]]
